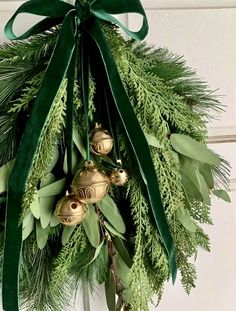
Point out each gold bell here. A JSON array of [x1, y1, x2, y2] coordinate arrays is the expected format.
[[54, 193, 87, 226], [90, 123, 113, 155], [72, 161, 110, 204], [109, 168, 129, 186]]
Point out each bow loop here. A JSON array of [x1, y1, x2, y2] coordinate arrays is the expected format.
[[4, 0, 75, 40], [4, 0, 148, 41], [90, 0, 148, 40]]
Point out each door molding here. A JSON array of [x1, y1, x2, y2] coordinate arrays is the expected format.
[[143, 0, 236, 10], [2, 1, 236, 11], [208, 127, 236, 143]]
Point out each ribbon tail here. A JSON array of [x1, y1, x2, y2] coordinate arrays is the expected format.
[[66, 49, 77, 179], [87, 20, 177, 282], [2, 11, 76, 311], [80, 32, 90, 161]]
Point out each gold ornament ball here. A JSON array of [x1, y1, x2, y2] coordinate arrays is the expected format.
[[109, 168, 129, 186], [72, 161, 110, 204], [55, 194, 87, 226], [90, 124, 113, 155]]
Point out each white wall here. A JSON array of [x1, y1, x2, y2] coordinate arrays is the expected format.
[[0, 1, 236, 311]]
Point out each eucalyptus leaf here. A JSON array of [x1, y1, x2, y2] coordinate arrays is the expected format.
[[39, 196, 56, 229], [23, 211, 33, 228], [181, 171, 203, 202], [36, 221, 50, 250], [40, 173, 56, 188], [170, 134, 220, 166], [122, 289, 132, 305], [104, 221, 125, 240], [82, 204, 100, 248], [50, 214, 60, 227], [22, 213, 34, 241], [144, 132, 163, 149], [85, 240, 104, 267], [199, 162, 214, 189], [63, 147, 79, 174], [171, 150, 179, 164], [73, 129, 86, 159], [0, 160, 14, 193], [182, 187, 191, 211], [62, 225, 76, 246], [105, 270, 116, 311], [115, 254, 129, 288], [96, 243, 109, 284], [47, 148, 59, 173], [30, 192, 40, 219], [38, 178, 66, 197], [212, 189, 231, 203], [176, 206, 197, 233], [180, 156, 200, 189], [197, 172, 211, 206], [111, 236, 132, 268], [97, 196, 125, 234]]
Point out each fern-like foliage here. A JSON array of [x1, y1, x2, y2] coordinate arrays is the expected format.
[[130, 42, 223, 118], [0, 30, 57, 64]]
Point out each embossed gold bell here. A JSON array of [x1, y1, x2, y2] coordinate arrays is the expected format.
[[72, 161, 110, 204], [55, 192, 87, 226], [109, 168, 129, 186], [90, 123, 113, 155]]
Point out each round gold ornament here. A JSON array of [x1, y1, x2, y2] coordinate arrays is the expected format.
[[72, 161, 110, 204], [55, 193, 87, 226], [90, 123, 113, 155], [109, 168, 129, 186]]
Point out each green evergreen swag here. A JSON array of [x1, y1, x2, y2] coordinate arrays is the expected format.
[[0, 25, 230, 311]]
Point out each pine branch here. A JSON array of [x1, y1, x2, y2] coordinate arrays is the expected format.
[[0, 30, 57, 113], [130, 43, 223, 118], [0, 114, 18, 165], [0, 30, 57, 64], [50, 226, 90, 296], [20, 238, 59, 311]]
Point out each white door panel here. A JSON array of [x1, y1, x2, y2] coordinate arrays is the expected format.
[[158, 192, 236, 311]]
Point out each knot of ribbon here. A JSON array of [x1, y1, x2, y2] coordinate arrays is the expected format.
[[2, 1, 176, 310]]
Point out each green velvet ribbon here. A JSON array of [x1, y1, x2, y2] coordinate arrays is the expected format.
[[3, 1, 177, 310]]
